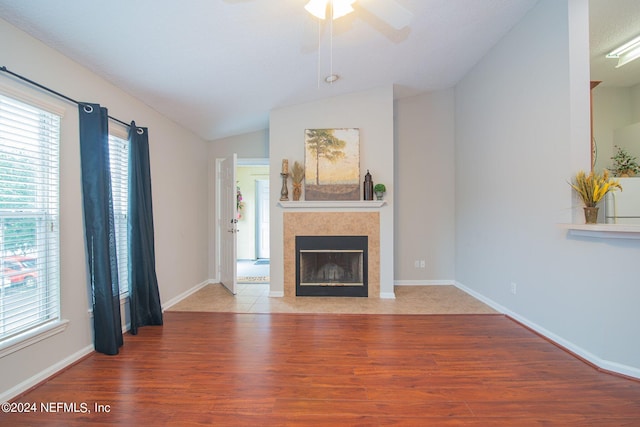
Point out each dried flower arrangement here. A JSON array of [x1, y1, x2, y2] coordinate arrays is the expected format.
[[569, 169, 622, 208], [290, 161, 305, 184]]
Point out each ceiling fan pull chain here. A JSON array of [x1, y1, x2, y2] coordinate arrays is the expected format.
[[317, 19, 321, 88], [329, 5, 333, 83]]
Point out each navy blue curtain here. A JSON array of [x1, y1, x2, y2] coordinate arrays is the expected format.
[[128, 122, 163, 335], [78, 103, 123, 355]]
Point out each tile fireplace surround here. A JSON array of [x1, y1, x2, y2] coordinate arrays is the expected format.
[[283, 211, 380, 298]]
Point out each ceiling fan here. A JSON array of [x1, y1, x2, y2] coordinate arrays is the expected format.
[[300, 0, 413, 83], [304, 0, 413, 30], [223, 0, 413, 31]]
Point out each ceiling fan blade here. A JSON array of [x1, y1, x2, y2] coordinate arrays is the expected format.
[[358, 0, 413, 30]]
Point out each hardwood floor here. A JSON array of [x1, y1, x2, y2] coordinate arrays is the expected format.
[[3, 312, 640, 426]]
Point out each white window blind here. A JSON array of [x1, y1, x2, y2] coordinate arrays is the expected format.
[[0, 92, 60, 342], [108, 134, 129, 296]]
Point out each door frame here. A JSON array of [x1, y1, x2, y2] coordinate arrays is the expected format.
[[255, 178, 270, 260]]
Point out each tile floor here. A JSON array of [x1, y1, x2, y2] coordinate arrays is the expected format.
[[237, 259, 269, 283], [168, 283, 497, 315]]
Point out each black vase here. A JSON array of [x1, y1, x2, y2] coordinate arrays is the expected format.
[[363, 170, 373, 200]]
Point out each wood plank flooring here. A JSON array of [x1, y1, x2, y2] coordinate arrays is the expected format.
[[3, 312, 640, 426]]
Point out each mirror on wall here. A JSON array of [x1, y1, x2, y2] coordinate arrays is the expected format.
[[589, 0, 640, 174]]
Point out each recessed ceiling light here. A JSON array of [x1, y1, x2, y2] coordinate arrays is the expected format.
[[325, 74, 339, 83]]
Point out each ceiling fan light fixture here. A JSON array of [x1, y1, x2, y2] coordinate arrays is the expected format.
[[305, 0, 356, 21], [305, 0, 328, 20], [332, 0, 356, 19], [606, 34, 640, 68]]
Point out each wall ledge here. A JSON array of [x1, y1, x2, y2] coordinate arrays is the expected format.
[[559, 223, 640, 240], [278, 200, 386, 209]]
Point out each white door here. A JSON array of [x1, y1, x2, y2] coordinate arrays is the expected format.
[[256, 179, 270, 259], [219, 154, 237, 294]]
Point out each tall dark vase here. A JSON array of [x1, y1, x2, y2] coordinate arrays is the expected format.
[[363, 170, 373, 201]]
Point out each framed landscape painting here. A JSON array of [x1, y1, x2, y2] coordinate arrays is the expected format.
[[304, 128, 360, 201]]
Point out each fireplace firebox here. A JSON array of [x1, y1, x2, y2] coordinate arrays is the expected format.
[[295, 235, 368, 297]]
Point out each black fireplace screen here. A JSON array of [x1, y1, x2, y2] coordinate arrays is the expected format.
[[295, 236, 368, 297], [299, 250, 364, 285]]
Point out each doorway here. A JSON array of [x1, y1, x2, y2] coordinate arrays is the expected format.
[[256, 179, 270, 259], [236, 160, 269, 283]]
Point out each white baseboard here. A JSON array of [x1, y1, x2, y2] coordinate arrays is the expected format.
[[394, 280, 455, 286], [269, 290, 284, 298], [454, 280, 640, 380], [0, 344, 94, 403], [162, 279, 212, 311]]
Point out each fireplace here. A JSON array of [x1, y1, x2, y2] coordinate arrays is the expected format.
[[296, 236, 368, 297], [283, 211, 380, 298]]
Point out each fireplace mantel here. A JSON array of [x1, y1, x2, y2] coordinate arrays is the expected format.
[[278, 200, 386, 209]]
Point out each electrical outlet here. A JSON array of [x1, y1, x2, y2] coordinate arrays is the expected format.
[[510, 282, 517, 295], [414, 260, 420, 268], [419, 260, 425, 268]]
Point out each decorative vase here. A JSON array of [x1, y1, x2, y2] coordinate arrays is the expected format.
[[363, 170, 373, 201], [293, 183, 302, 201], [375, 191, 384, 201], [584, 206, 599, 224]]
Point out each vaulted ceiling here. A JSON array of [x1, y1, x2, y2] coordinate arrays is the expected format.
[[2, 0, 551, 140]]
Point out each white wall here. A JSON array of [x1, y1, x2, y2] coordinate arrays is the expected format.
[[210, 129, 269, 159], [632, 83, 640, 121], [0, 18, 210, 399], [269, 86, 395, 297], [455, 0, 640, 377], [592, 86, 635, 171], [394, 90, 456, 282]]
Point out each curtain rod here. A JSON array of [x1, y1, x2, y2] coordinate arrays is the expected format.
[[1, 65, 131, 128]]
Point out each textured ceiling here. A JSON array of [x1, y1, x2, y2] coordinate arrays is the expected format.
[[590, 0, 640, 88], [0, 0, 543, 140]]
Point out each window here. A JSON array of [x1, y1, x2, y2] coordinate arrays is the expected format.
[[0, 92, 60, 343], [108, 134, 129, 297]]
